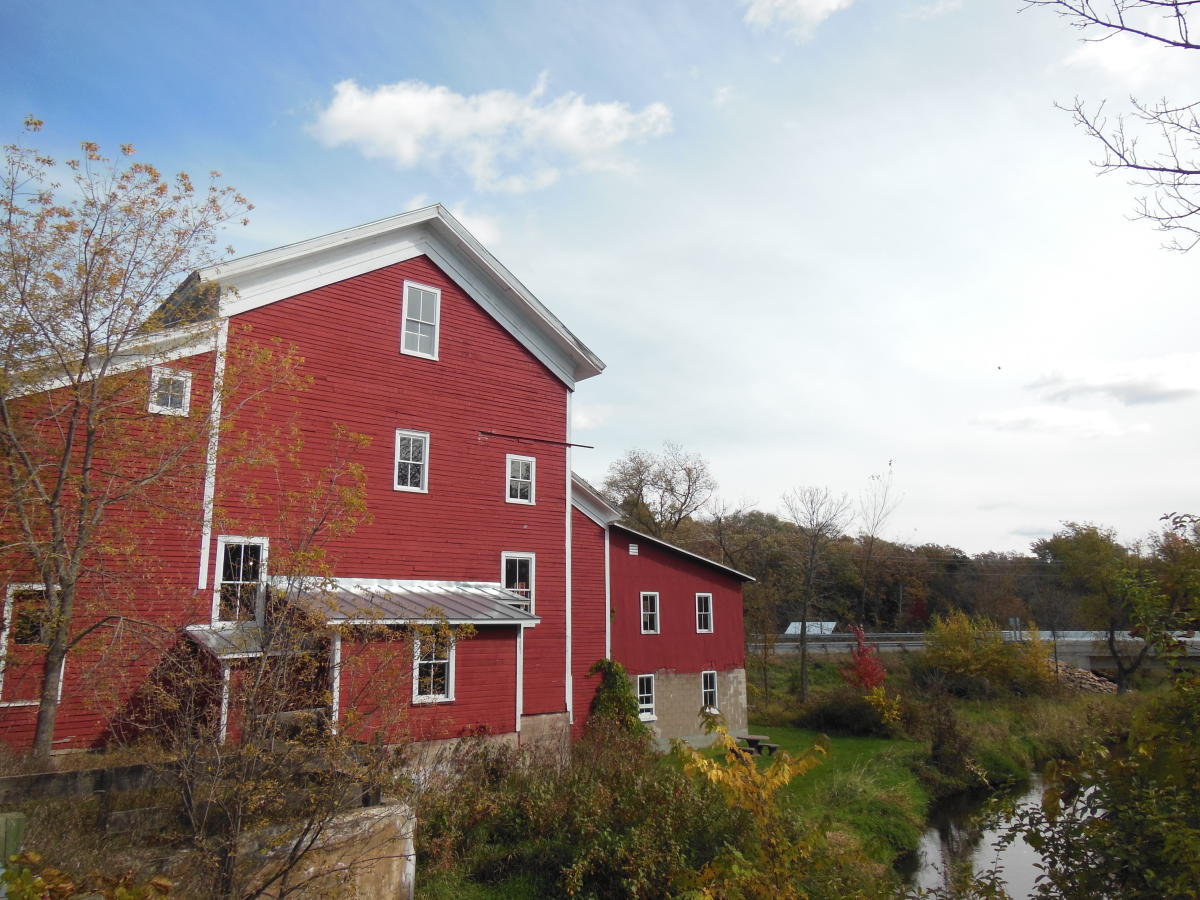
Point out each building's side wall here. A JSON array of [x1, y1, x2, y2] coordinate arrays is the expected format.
[[339, 626, 518, 745], [212, 254, 571, 739], [609, 530, 747, 744], [569, 508, 607, 739], [642, 668, 747, 749], [0, 351, 218, 751]]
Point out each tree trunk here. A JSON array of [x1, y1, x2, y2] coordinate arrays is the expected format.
[[31, 636, 67, 761]]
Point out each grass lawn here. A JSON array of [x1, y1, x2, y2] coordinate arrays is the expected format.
[[741, 722, 930, 863]]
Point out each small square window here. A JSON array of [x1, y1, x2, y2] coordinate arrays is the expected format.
[[702, 670, 718, 712], [637, 674, 655, 720], [502, 553, 534, 613], [401, 282, 441, 360], [640, 592, 659, 634], [413, 633, 455, 703], [394, 430, 430, 493], [148, 367, 192, 416], [506, 455, 535, 505], [696, 594, 713, 633]]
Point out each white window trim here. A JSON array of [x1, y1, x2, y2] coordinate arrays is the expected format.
[[505, 454, 536, 505], [148, 366, 192, 416], [412, 635, 456, 704], [393, 429, 430, 493], [500, 551, 536, 614], [212, 536, 269, 625], [636, 673, 656, 721], [702, 670, 718, 713], [400, 280, 441, 361], [640, 592, 659, 635], [0, 583, 63, 707], [696, 593, 714, 634]]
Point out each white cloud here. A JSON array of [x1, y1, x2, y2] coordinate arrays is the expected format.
[[1063, 32, 1200, 88], [311, 76, 672, 193], [973, 406, 1149, 438], [573, 401, 616, 432], [903, 0, 963, 20], [713, 85, 735, 107], [740, 0, 856, 39]]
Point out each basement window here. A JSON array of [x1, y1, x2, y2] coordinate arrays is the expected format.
[[637, 674, 655, 721], [702, 670, 718, 713]]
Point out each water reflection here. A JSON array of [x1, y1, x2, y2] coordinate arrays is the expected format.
[[904, 777, 1045, 898]]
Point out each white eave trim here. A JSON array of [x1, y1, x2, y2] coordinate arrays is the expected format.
[[571, 472, 622, 527], [197, 205, 605, 387]]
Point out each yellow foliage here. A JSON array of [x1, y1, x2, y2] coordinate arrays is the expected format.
[[865, 686, 902, 727]]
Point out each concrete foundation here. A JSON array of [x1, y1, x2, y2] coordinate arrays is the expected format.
[[519, 711, 571, 761], [639, 668, 747, 749]]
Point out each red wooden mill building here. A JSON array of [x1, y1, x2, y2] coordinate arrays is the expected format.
[[0, 207, 750, 755]]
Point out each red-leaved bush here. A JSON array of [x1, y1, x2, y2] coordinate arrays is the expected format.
[[840, 625, 886, 690]]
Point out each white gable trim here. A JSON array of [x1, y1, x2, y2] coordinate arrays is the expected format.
[[198, 206, 604, 388]]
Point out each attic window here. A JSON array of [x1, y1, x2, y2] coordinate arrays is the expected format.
[[629, 544, 639, 556], [149, 367, 192, 416], [401, 281, 441, 360]]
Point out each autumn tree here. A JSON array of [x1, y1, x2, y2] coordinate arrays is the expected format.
[[781, 486, 851, 701], [0, 121, 302, 759], [601, 441, 716, 539], [1028, 0, 1200, 249], [854, 464, 899, 625]]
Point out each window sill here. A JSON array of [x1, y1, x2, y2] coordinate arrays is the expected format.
[[393, 485, 429, 494], [505, 498, 535, 506], [413, 696, 454, 705], [0, 700, 38, 708], [638, 713, 657, 722]]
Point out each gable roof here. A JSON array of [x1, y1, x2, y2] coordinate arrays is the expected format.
[[612, 523, 756, 582], [570, 472, 623, 527], [195, 205, 605, 388]]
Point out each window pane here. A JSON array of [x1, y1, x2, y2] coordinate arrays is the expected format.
[[403, 329, 421, 353], [513, 482, 530, 501], [409, 438, 424, 463]]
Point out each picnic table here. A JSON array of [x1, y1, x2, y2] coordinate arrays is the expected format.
[[735, 734, 779, 755]]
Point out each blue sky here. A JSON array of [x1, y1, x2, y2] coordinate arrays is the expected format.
[[5, 0, 1200, 552]]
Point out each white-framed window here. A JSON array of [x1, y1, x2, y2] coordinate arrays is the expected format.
[[640, 592, 659, 634], [148, 366, 192, 416], [413, 633, 455, 703], [702, 670, 718, 713], [214, 537, 268, 623], [637, 674, 655, 721], [505, 454, 536, 505], [401, 281, 441, 360], [696, 593, 714, 633], [501, 552, 535, 613], [394, 429, 430, 493], [0, 584, 62, 707]]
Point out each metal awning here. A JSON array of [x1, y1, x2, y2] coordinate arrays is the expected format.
[[184, 622, 268, 660], [307, 579, 540, 626]]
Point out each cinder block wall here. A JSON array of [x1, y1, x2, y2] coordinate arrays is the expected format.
[[641, 668, 747, 749]]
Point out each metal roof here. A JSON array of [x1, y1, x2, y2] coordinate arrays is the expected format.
[[313, 579, 540, 625], [184, 622, 269, 660]]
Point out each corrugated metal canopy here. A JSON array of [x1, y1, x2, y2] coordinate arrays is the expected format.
[[184, 622, 268, 659], [314, 579, 539, 625]]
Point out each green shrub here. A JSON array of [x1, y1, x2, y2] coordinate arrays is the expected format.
[[796, 686, 889, 737], [416, 719, 744, 898]]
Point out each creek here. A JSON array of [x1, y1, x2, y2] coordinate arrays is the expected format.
[[900, 777, 1047, 897]]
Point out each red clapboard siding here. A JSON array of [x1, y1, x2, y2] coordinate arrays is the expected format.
[[216, 255, 566, 725], [338, 626, 517, 744], [570, 509, 607, 738], [0, 351, 218, 751], [610, 532, 745, 677]]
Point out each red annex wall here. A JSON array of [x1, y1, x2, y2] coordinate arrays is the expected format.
[[338, 626, 518, 744], [570, 508, 607, 738], [609, 527, 745, 678]]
